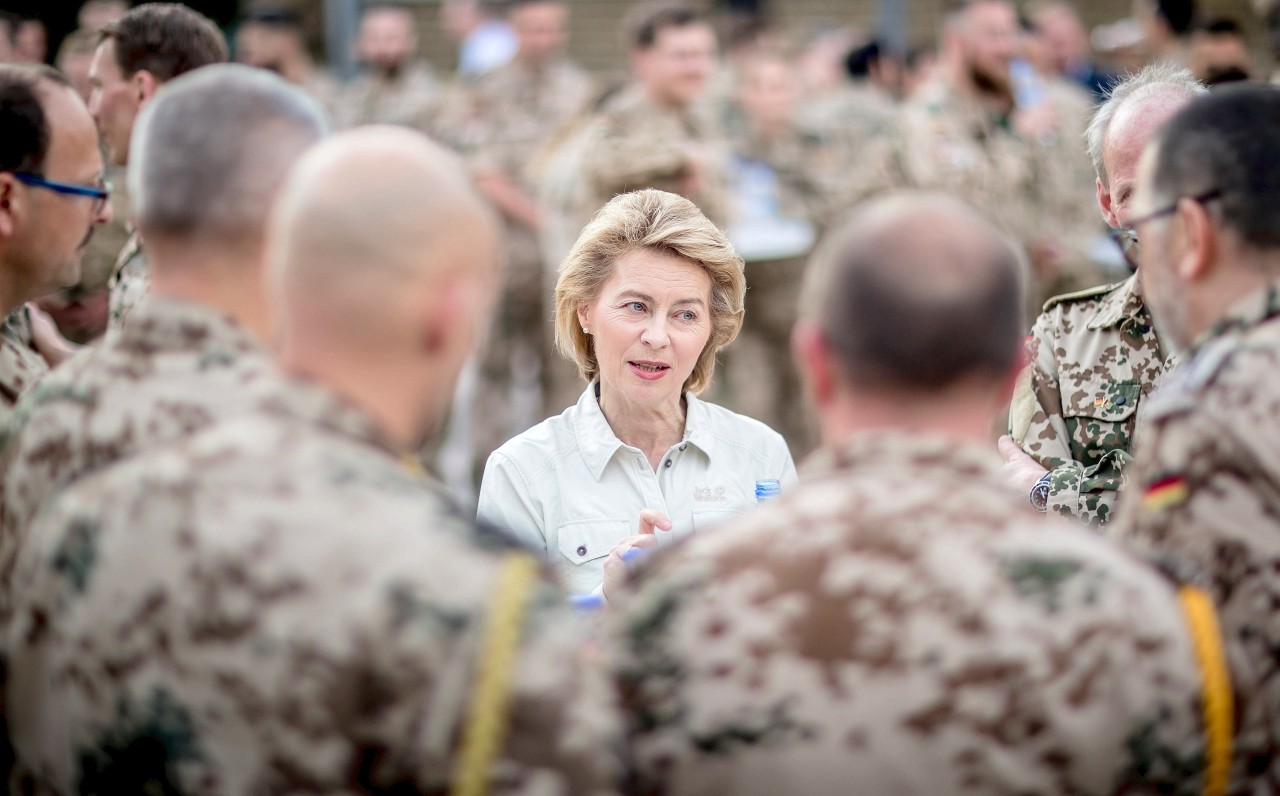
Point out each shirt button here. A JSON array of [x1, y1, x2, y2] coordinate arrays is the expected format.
[[1138, 324, 1151, 334], [679, 444, 687, 451], [664, 459, 672, 468], [1114, 395, 1127, 406], [576, 545, 587, 557]]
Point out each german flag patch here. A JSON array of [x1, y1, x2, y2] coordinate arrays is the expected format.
[[1143, 475, 1189, 511]]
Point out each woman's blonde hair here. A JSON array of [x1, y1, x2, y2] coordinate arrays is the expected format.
[[554, 189, 746, 394]]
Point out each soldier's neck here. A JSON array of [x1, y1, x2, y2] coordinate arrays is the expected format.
[[144, 236, 272, 344], [821, 379, 1012, 448]]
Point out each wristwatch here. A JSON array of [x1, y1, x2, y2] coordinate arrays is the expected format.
[[1029, 472, 1053, 513]]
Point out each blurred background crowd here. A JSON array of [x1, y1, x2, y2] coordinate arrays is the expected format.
[[1, 0, 1274, 500]]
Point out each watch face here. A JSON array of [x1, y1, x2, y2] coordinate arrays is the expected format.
[[1030, 478, 1051, 512]]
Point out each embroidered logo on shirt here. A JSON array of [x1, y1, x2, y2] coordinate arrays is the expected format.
[[694, 486, 727, 503]]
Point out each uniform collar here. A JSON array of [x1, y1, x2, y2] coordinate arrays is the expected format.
[[260, 375, 403, 457], [804, 429, 1004, 484], [574, 380, 714, 481], [116, 294, 263, 358], [1086, 273, 1147, 331], [1192, 280, 1280, 352], [0, 308, 46, 406]]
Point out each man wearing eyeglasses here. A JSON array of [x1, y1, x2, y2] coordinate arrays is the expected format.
[[1112, 83, 1280, 785], [0, 64, 112, 424], [87, 3, 227, 337], [1001, 63, 1206, 527]]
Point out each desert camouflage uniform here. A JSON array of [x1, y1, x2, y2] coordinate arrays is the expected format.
[[441, 58, 594, 471], [892, 81, 1073, 316], [608, 431, 1218, 795], [577, 85, 727, 226], [1113, 281, 1280, 787], [105, 231, 147, 337], [795, 83, 900, 208], [334, 63, 441, 131], [3, 376, 621, 795], [0, 308, 48, 426], [0, 296, 278, 574], [893, 81, 1042, 242], [1010, 274, 1174, 526]]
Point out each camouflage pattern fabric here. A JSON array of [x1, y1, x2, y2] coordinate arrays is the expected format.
[[892, 80, 1044, 247], [1012, 275, 1174, 526], [105, 232, 147, 337], [2, 376, 621, 795], [608, 431, 1218, 795], [577, 85, 728, 225], [0, 296, 278, 581], [333, 63, 441, 132], [1113, 281, 1280, 789], [0, 308, 48, 426]]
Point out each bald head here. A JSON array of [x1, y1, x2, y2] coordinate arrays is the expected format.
[[272, 125, 496, 294], [269, 126, 501, 446], [802, 193, 1025, 391]]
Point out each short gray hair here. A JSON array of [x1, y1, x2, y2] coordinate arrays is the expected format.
[[1084, 61, 1206, 188], [129, 63, 328, 240]]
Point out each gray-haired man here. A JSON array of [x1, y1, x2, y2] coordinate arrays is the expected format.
[[1002, 62, 1206, 527], [0, 64, 326, 574]]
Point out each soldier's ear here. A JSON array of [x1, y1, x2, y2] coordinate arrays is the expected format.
[[1096, 178, 1119, 229], [131, 69, 158, 108], [792, 321, 835, 407], [1174, 197, 1216, 282], [0, 174, 20, 238]]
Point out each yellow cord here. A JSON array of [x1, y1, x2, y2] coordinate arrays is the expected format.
[[450, 554, 539, 796], [1178, 586, 1233, 796], [401, 453, 428, 479]]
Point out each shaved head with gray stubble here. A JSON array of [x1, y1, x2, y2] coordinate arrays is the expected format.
[[267, 126, 501, 445], [801, 192, 1026, 392], [129, 63, 328, 251]]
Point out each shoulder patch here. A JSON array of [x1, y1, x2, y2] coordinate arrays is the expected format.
[[1041, 279, 1128, 314]]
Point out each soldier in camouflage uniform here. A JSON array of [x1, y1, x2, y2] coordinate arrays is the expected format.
[[1112, 85, 1280, 788], [88, 4, 227, 336], [4, 126, 621, 796], [577, 4, 726, 226], [334, 5, 441, 131], [0, 67, 325, 566], [0, 65, 112, 421], [436, 0, 594, 484], [605, 193, 1239, 795], [1003, 64, 1207, 526], [891, 0, 1099, 316]]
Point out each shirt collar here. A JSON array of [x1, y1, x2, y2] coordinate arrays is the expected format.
[[573, 381, 715, 481], [1087, 273, 1148, 331], [802, 428, 1004, 485], [117, 295, 264, 358]]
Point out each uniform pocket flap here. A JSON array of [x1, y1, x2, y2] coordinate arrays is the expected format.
[[557, 519, 630, 565], [1063, 378, 1141, 422]]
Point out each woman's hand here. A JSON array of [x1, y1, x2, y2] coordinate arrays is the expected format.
[[602, 509, 671, 602]]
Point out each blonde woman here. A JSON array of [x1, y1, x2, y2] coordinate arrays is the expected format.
[[478, 190, 795, 595]]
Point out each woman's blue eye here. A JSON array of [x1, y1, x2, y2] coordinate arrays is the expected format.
[[627, 301, 645, 312], [677, 310, 697, 322]]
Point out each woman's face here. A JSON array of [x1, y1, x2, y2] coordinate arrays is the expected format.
[[579, 248, 713, 411]]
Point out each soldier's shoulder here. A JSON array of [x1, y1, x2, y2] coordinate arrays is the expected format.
[[1040, 279, 1128, 315]]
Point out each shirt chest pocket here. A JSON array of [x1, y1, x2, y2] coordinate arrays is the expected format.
[[1062, 378, 1141, 463], [556, 519, 631, 566]]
